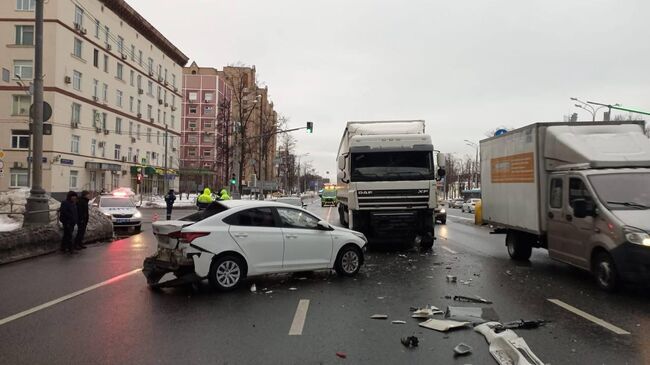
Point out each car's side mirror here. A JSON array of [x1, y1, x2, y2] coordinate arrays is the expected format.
[[317, 220, 333, 231], [572, 199, 595, 218]]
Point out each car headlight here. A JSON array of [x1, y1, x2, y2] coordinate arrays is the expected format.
[[624, 228, 650, 247], [133, 211, 142, 219], [440, 209, 446, 214]]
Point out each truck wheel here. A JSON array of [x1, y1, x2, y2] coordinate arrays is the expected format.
[[334, 245, 363, 277], [593, 251, 619, 292], [338, 205, 347, 226], [440, 218, 446, 225], [208, 255, 245, 291], [506, 231, 532, 261], [321, 202, 325, 207]]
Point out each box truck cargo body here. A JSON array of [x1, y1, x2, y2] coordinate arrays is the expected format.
[[481, 122, 650, 290]]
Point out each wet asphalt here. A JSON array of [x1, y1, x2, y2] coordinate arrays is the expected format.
[[0, 204, 648, 364]]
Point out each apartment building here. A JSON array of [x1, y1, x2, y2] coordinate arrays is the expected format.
[[0, 0, 188, 199], [180, 61, 232, 193]]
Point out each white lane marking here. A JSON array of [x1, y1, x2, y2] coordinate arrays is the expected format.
[[440, 246, 457, 254], [0, 268, 142, 327], [547, 298, 630, 335], [447, 214, 474, 222], [326, 207, 332, 222], [288, 299, 310, 336]]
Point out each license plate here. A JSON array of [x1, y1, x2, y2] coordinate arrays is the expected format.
[[115, 218, 128, 223]]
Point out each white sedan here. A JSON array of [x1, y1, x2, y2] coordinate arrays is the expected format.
[[461, 198, 481, 213], [143, 200, 367, 290]]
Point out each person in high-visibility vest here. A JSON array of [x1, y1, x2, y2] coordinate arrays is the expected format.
[[196, 188, 213, 210], [219, 189, 231, 201]]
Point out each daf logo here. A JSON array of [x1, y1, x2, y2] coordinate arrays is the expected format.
[[358, 190, 373, 195], [417, 189, 429, 194]]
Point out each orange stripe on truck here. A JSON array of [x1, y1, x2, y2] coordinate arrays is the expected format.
[[491, 152, 535, 183]]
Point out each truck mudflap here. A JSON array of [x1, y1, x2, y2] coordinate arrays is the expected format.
[[142, 256, 200, 288]]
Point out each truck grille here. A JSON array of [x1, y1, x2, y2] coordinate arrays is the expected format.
[[357, 189, 429, 209]]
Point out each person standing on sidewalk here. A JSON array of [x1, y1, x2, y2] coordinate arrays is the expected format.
[[59, 191, 79, 254], [74, 190, 90, 250], [164, 189, 176, 220]]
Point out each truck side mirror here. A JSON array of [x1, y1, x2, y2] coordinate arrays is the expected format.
[[573, 199, 594, 218], [437, 168, 446, 179], [436, 153, 446, 169], [337, 170, 349, 184]]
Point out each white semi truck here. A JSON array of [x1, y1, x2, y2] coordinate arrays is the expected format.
[[481, 121, 650, 290], [336, 120, 445, 249]]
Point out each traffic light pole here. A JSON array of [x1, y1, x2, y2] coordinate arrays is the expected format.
[[24, 0, 49, 225]]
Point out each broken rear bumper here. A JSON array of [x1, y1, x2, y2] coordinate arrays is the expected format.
[[142, 254, 196, 287]]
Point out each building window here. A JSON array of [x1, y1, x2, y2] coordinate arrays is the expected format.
[[172, 74, 176, 88], [15, 25, 34, 45], [116, 63, 123, 80], [94, 19, 100, 38], [10, 169, 29, 188], [188, 92, 198, 101], [104, 25, 109, 44], [164, 68, 168, 83], [115, 118, 122, 134], [147, 105, 152, 119], [69, 171, 78, 189], [74, 5, 84, 27], [116, 90, 123, 107], [73, 38, 83, 58], [71, 135, 80, 153], [171, 115, 175, 129], [93, 49, 99, 67], [103, 54, 109, 73], [137, 124, 141, 139], [171, 94, 175, 108], [189, 106, 197, 114], [157, 86, 161, 100], [138, 50, 143, 66], [202, 134, 213, 143], [101, 113, 107, 130], [117, 36, 124, 54], [129, 70, 134, 86], [204, 92, 214, 102], [147, 128, 152, 143], [13, 60, 33, 79], [71, 103, 81, 124], [129, 96, 134, 112], [203, 120, 213, 129], [11, 130, 30, 149], [73, 70, 82, 91], [203, 150, 211, 157], [147, 58, 153, 74], [127, 147, 132, 162], [129, 121, 133, 136], [188, 134, 198, 144], [137, 75, 142, 89], [92, 110, 98, 128], [100, 141, 105, 158], [204, 105, 214, 114], [188, 148, 197, 157], [102, 83, 108, 102], [137, 99, 141, 114], [156, 131, 160, 145], [16, 0, 36, 11], [163, 111, 167, 124], [148, 81, 153, 96], [130, 44, 135, 61], [12, 95, 30, 116], [90, 139, 96, 156], [188, 120, 197, 129], [114, 144, 121, 160]]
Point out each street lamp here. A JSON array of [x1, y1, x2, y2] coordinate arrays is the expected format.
[[464, 140, 479, 190], [570, 97, 612, 121], [296, 153, 310, 194]]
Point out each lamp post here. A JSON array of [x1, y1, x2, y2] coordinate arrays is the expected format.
[[570, 97, 613, 121], [16, 76, 33, 188], [296, 153, 310, 194], [464, 140, 479, 190]]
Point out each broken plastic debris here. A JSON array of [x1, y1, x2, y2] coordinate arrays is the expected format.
[[398, 254, 407, 259], [335, 352, 347, 359], [288, 287, 297, 291], [250, 284, 257, 293], [371, 314, 388, 319], [453, 295, 492, 304], [411, 306, 444, 318], [418, 318, 470, 332], [475, 322, 545, 365], [377, 296, 385, 300], [505, 270, 512, 276], [264, 290, 273, 294], [453, 343, 472, 356], [400, 336, 419, 347], [391, 320, 406, 324], [446, 275, 457, 283], [494, 319, 550, 332], [446, 306, 500, 324]]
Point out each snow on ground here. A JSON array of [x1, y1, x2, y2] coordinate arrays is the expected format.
[[0, 214, 22, 232], [140, 194, 199, 208]]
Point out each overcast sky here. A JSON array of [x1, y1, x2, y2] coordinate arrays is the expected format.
[[130, 0, 650, 180]]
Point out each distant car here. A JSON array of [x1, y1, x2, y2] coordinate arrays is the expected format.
[[91, 194, 142, 232], [144, 200, 368, 290], [462, 198, 481, 213], [435, 206, 447, 224], [321, 187, 338, 207], [451, 199, 464, 209], [276, 197, 307, 208]]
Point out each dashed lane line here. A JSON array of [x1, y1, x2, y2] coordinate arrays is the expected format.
[[440, 245, 458, 254], [325, 207, 332, 222], [0, 268, 142, 327], [288, 299, 310, 335], [547, 298, 630, 335]]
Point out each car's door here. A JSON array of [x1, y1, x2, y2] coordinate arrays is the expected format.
[[276, 207, 334, 270], [546, 175, 574, 263], [225, 207, 284, 274], [563, 176, 596, 268]]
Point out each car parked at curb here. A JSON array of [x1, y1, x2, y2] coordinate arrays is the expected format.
[[143, 200, 368, 291], [462, 198, 481, 213], [451, 199, 464, 209]]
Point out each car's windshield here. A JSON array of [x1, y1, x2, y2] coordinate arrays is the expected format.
[[588, 173, 650, 210], [322, 189, 337, 198], [100, 197, 134, 208], [350, 151, 433, 182]]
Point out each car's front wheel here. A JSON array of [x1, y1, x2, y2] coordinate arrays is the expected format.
[[208, 255, 245, 291], [334, 245, 362, 277], [593, 251, 619, 292]]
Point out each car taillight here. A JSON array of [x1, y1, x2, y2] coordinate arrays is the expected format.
[[178, 232, 210, 243]]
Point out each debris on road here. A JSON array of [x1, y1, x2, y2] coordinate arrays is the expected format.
[[453, 343, 472, 356], [475, 321, 545, 365], [377, 296, 385, 300], [392, 320, 406, 324], [445, 306, 499, 324], [411, 306, 444, 318], [453, 295, 493, 304], [494, 319, 550, 332], [398, 254, 408, 259], [288, 287, 297, 291], [400, 336, 419, 347], [418, 318, 470, 332], [371, 314, 389, 320], [335, 352, 347, 359], [250, 284, 257, 293], [264, 290, 273, 294], [505, 270, 512, 276], [446, 275, 458, 283]]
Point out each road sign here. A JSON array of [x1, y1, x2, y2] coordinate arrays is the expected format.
[[495, 129, 508, 136], [29, 101, 52, 122]]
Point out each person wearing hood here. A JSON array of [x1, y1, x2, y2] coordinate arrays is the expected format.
[[164, 189, 176, 220], [219, 189, 231, 201], [59, 191, 79, 254], [196, 187, 213, 210], [74, 190, 90, 250]]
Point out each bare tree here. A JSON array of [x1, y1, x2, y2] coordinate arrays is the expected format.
[[278, 121, 296, 192]]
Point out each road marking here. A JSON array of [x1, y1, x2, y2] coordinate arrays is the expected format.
[[0, 268, 142, 327], [447, 214, 474, 222], [440, 245, 457, 254], [326, 207, 332, 222], [547, 299, 630, 335], [288, 299, 310, 335]]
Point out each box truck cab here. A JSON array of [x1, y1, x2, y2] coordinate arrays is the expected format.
[[481, 122, 650, 291]]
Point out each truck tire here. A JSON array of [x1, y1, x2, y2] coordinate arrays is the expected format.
[[339, 205, 347, 227], [506, 231, 532, 261], [592, 251, 619, 292]]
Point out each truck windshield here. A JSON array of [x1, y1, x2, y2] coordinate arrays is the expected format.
[[588, 173, 650, 210], [351, 151, 433, 181]]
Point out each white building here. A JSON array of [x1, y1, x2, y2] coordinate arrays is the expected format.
[[0, 0, 188, 199]]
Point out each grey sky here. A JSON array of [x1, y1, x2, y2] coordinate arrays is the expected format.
[[130, 0, 650, 180]]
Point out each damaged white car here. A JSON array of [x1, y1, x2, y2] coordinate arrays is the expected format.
[[143, 200, 367, 290]]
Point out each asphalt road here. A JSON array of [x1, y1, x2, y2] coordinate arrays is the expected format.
[[0, 204, 648, 364]]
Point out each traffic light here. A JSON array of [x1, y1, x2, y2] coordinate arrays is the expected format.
[[136, 174, 142, 184], [306, 121, 313, 134], [230, 174, 237, 185]]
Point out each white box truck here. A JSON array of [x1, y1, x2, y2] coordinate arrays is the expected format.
[[336, 120, 445, 249], [481, 121, 650, 290]]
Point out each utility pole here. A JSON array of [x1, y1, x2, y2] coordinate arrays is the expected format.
[[24, 0, 48, 225], [163, 124, 168, 194]]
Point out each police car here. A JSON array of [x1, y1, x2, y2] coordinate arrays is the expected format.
[[91, 193, 142, 232]]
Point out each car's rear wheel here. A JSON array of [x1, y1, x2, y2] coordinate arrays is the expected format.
[[335, 245, 362, 277], [593, 251, 619, 292], [209, 255, 245, 291]]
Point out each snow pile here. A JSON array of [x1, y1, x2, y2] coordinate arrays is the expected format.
[[0, 188, 60, 228], [0, 215, 21, 232], [140, 193, 199, 209]]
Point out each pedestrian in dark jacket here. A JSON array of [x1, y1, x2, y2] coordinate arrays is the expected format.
[[164, 189, 176, 220], [74, 190, 90, 250], [59, 191, 79, 254]]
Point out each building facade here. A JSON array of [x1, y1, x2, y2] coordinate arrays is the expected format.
[[0, 0, 188, 199], [180, 62, 232, 193]]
